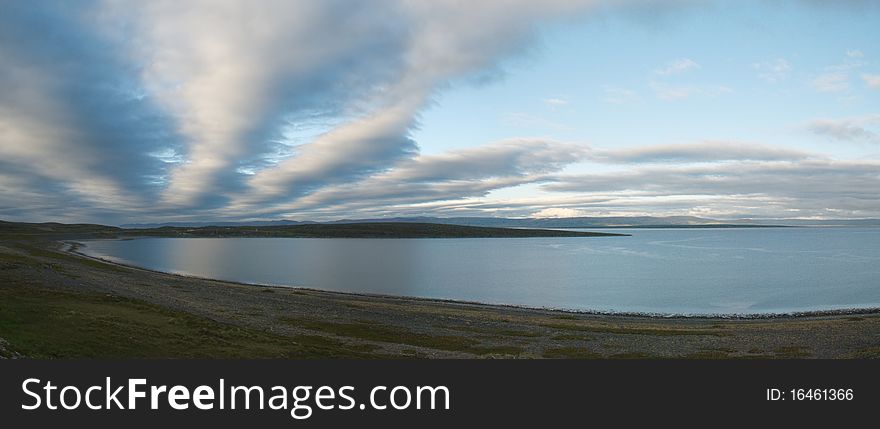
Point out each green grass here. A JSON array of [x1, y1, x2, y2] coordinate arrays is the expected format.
[[19, 244, 128, 272], [0, 284, 376, 358], [466, 345, 525, 355], [0, 251, 43, 269], [552, 314, 580, 320], [542, 346, 602, 359], [541, 347, 657, 359], [685, 350, 733, 359], [608, 352, 656, 359], [538, 321, 724, 337], [281, 316, 520, 356], [550, 333, 594, 341], [442, 324, 543, 338], [772, 346, 810, 358], [0, 219, 628, 239], [849, 347, 880, 358]]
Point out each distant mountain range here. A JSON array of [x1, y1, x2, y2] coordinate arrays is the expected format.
[[121, 216, 880, 229]]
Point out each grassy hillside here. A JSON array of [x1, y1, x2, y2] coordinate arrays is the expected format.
[[126, 222, 627, 238], [0, 220, 627, 239]]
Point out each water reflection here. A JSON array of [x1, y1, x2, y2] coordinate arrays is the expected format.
[[80, 228, 880, 315]]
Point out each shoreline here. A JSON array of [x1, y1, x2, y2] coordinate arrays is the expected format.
[[3, 237, 880, 358], [63, 239, 880, 322]]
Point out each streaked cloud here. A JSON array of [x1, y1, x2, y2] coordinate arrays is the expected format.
[[650, 82, 733, 101], [543, 159, 880, 218], [809, 49, 870, 93], [1, 0, 612, 222], [243, 139, 589, 219], [543, 97, 569, 107], [810, 72, 850, 92], [532, 207, 588, 218], [654, 58, 700, 76], [847, 49, 864, 58], [589, 142, 816, 163], [863, 74, 880, 88], [602, 86, 638, 104], [0, 1, 877, 223], [753, 58, 791, 83], [807, 116, 880, 145]]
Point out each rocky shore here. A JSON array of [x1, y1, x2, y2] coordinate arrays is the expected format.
[[1, 239, 878, 359]]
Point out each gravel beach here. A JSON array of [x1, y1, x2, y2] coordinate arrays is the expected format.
[[1, 239, 879, 358]]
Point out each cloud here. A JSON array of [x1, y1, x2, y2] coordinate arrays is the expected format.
[[543, 97, 569, 107], [104, 0, 426, 208], [209, 0, 607, 209], [238, 138, 589, 219], [4, 0, 630, 223], [810, 72, 850, 92], [809, 50, 871, 93], [650, 82, 733, 101], [863, 74, 880, 88], [1, 1, 877, 223], [807, 116, 880, 145], [847, 49, 864, 58], [753, 58, 791, 83], [242, 140, 837, 220], [589, 141, 816, 163], [388, 139, 589, 182], [291, 156, 880, 220], [532, 207, 588, 218], [602, 86, 638, 104], [0, 2, 182, 212], [654, 58, 700, 76], [543, 159, 880, 218]]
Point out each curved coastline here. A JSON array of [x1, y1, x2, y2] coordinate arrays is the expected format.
[[63, 239, 880, 321], [2, 237, 878, 358]]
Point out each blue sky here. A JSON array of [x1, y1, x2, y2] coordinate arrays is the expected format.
[[1, 1, 879, 224], [416, 2, 879, 156]]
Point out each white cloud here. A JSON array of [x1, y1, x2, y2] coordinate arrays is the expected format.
[[753, 58, 791, 83], [602, 86, 638, 104], [532, 207, 588, 218], [544, 159, 880, 219], [237, 138, 589, 219], [2, 1, 878, 223], [650, 82, 732, 101], [810, 72, 849, 92], [807, 115, 880, 145], [863, 74, 880, 88], [810, 50, 871, 93], [543, 97, 569, 107], [846, 49, 864, 58], [654, 58, 700, 76], [590, 141, 816, 163]]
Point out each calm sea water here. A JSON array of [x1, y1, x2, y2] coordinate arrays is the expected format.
[[78, 228, 880, 315]]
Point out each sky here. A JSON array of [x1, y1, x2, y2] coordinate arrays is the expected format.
[[1, 0, 879, 224]]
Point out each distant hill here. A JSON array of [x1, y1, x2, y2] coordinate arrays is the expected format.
[[124, 222, 627, 238], [70, 216, 880, 230], [8, 216, 880, 238], [0, 220, 121, 237], [323, 216, 773, 228], [734, 218, 880, 227], [0, 220, 626, 239], [120, 219, 309, 228], [122, 215, 806, 229]]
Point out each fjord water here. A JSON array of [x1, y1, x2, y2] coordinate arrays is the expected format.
[[80, 228, 880, 315]]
